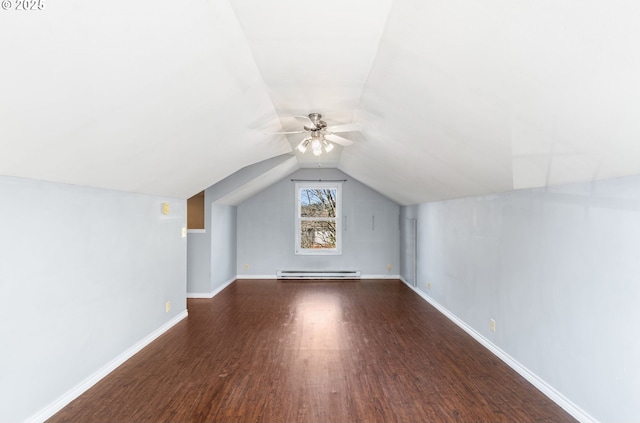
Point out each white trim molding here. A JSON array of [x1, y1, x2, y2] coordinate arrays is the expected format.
[[187, 277, 235, 298], [361, 274, 401, 280], [187, 292, 216, 298], [399, 279, 598, 423], [236, 274, 277, 280], [237, 274, 401, 281], [26, 310, 188, 423]]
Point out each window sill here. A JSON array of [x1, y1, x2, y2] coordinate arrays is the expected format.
[[295, 249, 342, 256]]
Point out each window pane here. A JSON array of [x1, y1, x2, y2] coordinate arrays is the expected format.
[[300, 220, 336, 249], [300, 188, 337, 218]]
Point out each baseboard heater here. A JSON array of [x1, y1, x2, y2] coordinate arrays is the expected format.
[[276, 270, 361, 280]]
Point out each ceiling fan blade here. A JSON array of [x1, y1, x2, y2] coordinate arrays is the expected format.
[[324, 133, 354, 146], [265, 130, 308, 135], [325, 123, 363, 133], [294, 115, 316, 126]]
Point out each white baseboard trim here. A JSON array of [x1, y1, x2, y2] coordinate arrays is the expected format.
[[187, 292, 216, 298], [236, 274, 402, 281], [361, 274, 401, 279], [26, 310, 189, 423], [400, 279, 598, 423], [399, 276, 413, 286], [187, 277, 236, 298], [236, 274, 277, 280]]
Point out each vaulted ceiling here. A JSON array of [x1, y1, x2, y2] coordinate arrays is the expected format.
[[2, 1, 640, 205]]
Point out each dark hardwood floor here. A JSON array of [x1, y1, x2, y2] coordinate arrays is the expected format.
[[48, 279, 576, 423]]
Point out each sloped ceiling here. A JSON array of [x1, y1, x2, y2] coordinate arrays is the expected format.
[[2, 1, 640, 205]]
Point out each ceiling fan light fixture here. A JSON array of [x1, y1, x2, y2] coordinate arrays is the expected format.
[[322, 139, 334, 153], [311, 138, 322, 153], [296, 138, 310, 153]]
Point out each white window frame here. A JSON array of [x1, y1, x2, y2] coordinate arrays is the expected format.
[[295, 182, 342, 255]]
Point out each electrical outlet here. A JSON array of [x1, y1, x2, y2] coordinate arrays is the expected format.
[[490, 318, 496, 332], [166, 301, 171, 313], [426, 281, 431, 289], [244, 263, 250, 270], [181, 227, 187, 238], [387, 264, 392, 271]]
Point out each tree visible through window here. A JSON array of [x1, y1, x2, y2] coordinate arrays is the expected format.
[[295, 182, 342, 254]]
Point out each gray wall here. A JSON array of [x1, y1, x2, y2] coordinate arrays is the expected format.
[[187, 155, 293, 295], [237, 168, 400, 276], [186, 192, 237, 297], [210, 204, 237, 289], [0, 176, 187, 423], [187, 200, 238, 296], [403, 175, 640, 423], [187, 231, 211, 294]]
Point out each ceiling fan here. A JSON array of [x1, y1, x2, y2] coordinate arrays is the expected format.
[[271, 113, 362, 156]]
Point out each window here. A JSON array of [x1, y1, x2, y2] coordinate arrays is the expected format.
[[295, 182, 342, 255]]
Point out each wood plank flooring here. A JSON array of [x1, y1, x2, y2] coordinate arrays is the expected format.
[[48, 279, 576, 423]]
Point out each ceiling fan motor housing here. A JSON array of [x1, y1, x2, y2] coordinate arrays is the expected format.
[[305, 112, 327, 131]]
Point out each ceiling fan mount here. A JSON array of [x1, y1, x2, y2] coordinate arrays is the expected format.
[[303, 112, 327, 132]]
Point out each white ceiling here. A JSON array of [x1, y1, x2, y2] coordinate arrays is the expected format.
[[2, 0, 640, 205]]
